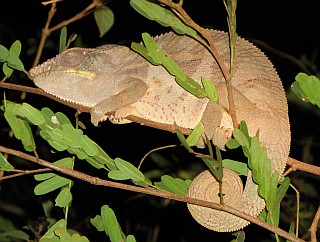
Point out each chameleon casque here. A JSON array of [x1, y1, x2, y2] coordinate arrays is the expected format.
[[29, 30, 290, 232]]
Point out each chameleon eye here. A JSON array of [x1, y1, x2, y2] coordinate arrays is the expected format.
[[59, 49, 86, 67]]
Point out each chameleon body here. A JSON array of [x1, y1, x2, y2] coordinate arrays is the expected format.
[[29, 30, 290, 232]]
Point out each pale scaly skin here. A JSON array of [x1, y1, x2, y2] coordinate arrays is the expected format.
[[29, 30, 290, 232]]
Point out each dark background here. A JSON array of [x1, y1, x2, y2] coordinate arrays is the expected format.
[[0, 0, 319, 241]]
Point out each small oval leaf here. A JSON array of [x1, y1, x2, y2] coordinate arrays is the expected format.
[[55, 187, 72, 208], [34, 176, 70, 195], [114, 158, 145, 182], [94, 6, 114, 37], [101, 205, 123, 242]]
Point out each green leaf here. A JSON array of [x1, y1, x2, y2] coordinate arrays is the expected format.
[[84, 156, 105, 169], [94, 6, 114, 37], [21, 103, 46, 125], [201, 156, 222, 181], [55, 187, 72, 208], [46, 128, 64, 143], [258, 208, 267, 221], [0, 153, 14, 170], [258, 152, 271, 198], [61, 124, 79, 148], [231, 230, 245, 242], [248, 136, 260, 169], [274, 176, 290, 207], [286, 223, 295, 242], [0, 216, 16, 231], [3, 63, 13, 77], [222, 159, 248, 176], [138, 32, 207, 98], [40, 219, 66, 241], [34, 175, 70, 195], [141, 33, 160, 63], [202, 77, 218, 102], [131, 42, 158, 65], [291, 72, 320, 107], [34, 172, 56, 181], [233, 128, 249, 147], [90, 215, 104, 232], [75, 131, 99, 157], [90, 145, 117, 170], [239, 121, 249, 139], [126, 235, 136, 242], [71, 234, 90, 242], [160, 175, 189, 196], [0, 45, 9, 62], [6, 51, 25, 72], [108, 170, 131, 180], [35, 158, 73, 181], [59, 27, 67, 53], [130, 0, 197, 36], [4, 111, 36, 152], [0, 230, 30, 240], [186, 122, 204, 146], [176, 129, 191, 151], [41, 200, 54, 219], [226, 138, 240, 149], [54, 157, 74, 168], [55, 112, 73, 126], [133, 177, 153, 187], [47, 139, 68, 151], [101, 205, 123, 242], [175, 76, 207, 99], [54, 227, 72, 242], [114, 158, 145, 182], [266, 172, 278, 211], [9, 40, 22, 56]]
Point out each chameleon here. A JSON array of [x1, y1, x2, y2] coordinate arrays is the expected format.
[[29, 30, 290, 232]]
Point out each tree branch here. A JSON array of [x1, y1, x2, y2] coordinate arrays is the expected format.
[[287, 157, 320, 176], [309, 205, 320, 242], [0, 145, 305, 242], [33, 0, 100, 67]]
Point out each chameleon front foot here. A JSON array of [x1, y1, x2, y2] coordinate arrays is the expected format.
[[91, 106, 108, 126], [109, 106, 143, 124]]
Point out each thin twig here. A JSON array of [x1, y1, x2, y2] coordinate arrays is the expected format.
[[156, 0, 238, 128], [0, 168, 51, 180], [309, 205, 320, 242], [0, 145, 305, 242], [288, 157, 320, 176], [48, 1, 98, 33], [33, 2, 57, 67], [32, 1, 100, 67]]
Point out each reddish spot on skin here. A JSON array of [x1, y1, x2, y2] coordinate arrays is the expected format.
[[253, 102, 273, 111], [119, 92, 127, 104], [166, 86, 174, 94], [243, 79, 257, 88], [154, 95, 160, 101]]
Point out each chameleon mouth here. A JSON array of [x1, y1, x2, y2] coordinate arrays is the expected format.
[[29, 65, 96, 80]]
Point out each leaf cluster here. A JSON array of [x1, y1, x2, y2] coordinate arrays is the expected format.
[[227, 121, 290, 228], [0, 41, 27, 81]]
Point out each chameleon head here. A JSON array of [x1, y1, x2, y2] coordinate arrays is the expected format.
[[29, 46, 127, 107]]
